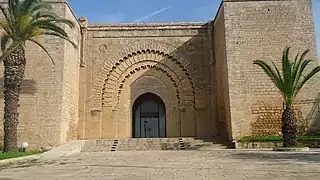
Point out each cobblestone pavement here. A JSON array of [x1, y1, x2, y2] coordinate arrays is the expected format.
[[0, 150, 319, 180]]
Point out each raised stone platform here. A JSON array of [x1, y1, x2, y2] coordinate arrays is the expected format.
[[273, 147, 310, 152], [81, 138, 229, 152]]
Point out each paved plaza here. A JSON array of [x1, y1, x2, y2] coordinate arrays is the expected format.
[[0, 150, 319, 179]]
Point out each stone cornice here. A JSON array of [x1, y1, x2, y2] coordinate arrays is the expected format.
[[0, 0, 79, 27], [87, 22, 210, 31]]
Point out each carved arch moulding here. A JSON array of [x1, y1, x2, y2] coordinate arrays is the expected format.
[[108, 61, 183, 109], [99, 51, 195, 110], [91, 40, 198, 111]]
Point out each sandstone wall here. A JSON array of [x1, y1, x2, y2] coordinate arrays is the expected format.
[[0, 0, 81, 148], [213, 5, 233, 140], [221, 0, 320, 138], [79, 23, 216, 139], [0, 0, 317, 148], [60, 1, 81, 144]]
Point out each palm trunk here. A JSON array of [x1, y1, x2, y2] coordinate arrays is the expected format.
[[281, 105, 298, 147], [3, 45, 26, 152]]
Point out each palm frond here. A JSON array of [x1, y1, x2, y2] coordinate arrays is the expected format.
[[0, 20, 12, 35], [293, 59, 314, 88], [291, 52, 299, 74], [19, 14, 32, 32], [253, 60, 284, 95], [1, 0, 77, 65], [0, 5, 14, 34], [32, 11, 59, 21], [294, 65, 320, 96], [1, 35, 11, 52], [292, 50, 310, 88], [22, 0, 40, 11], [31, 18, 75, 31], [8, 0, 20, 21], [52, 18, 75, 29], [34, 22, 69, 37], [254, 46, 320, 107], [29, 1, 53, 12], [293, 59, 316, 94], [271, 61, 283, 89], [282, 47, 294, 100], [0, 42, 22, 62], [27, 38, 55, 65], [43, 32, 77, 49], [282, 46, 291, 83]]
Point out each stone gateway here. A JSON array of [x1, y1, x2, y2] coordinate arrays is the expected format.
[[0, 0, 319, 149]]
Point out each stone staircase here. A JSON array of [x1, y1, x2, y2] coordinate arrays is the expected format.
[[183, 137, 230, 150], [81, 137, 230, 152]]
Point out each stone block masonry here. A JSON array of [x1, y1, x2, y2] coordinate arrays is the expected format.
[[218, 0, 320, 139], [0, 0, 319, 148], [0, 0, 81, 149]]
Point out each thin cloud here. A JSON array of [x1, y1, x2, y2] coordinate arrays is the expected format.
[[133, 6, 173, 23]]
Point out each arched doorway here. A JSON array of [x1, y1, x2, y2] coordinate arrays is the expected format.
[[132, 93, 166, 138]]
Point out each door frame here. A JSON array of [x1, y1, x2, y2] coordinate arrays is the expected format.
[[132, 93, 166, 138]]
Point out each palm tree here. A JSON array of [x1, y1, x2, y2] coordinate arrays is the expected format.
[[253, 46, 320, 147], [0, 0, 77, 152]]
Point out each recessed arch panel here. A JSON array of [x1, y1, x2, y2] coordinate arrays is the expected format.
[[92, 49, 196, 111], [132, 93, 166, 138]]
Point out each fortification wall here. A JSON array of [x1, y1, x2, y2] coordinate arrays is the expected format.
[[78, 22, 216, 139], [213, 5, 233, 140], [220, 0, 320, 139], [0, 0, 81, 149]]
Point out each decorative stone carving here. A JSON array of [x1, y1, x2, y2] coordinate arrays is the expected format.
[[99, 44, 108, 52], [99, 49, 196, 110]]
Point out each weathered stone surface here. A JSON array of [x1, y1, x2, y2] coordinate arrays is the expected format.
[[79, 20, 214, 140], [215, 0, 320, 139], [237, 141, 320, 149], [273, 147, 310, 152], [81, 138, 228, 152], [0, 1, 81, 149], [0, 151, 320, 179], [0, 0, 319, 148]]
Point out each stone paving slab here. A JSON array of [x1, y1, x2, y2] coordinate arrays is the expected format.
[[0, 150, 319, 179], [0, 154, 41, 166], [40, 140, 86, 160]]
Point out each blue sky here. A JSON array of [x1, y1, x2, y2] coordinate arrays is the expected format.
[[68, 0, 320, 61]]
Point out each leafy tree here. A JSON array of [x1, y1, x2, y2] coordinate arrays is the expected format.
[[0, 0, 77, 152], [253, 46, 320, 147]]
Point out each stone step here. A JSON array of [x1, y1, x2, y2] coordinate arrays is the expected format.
[[81, 139, 114, 152], [116, 138, 182, 151], [81, 138, 228, 152]]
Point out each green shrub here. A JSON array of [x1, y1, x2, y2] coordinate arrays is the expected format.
[[238, 136, 320, 142], [0, 150, 42, 160]]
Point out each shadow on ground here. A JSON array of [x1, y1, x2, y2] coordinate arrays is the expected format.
[[230, 152, 320, 163], [0, 159, 57, 171]]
